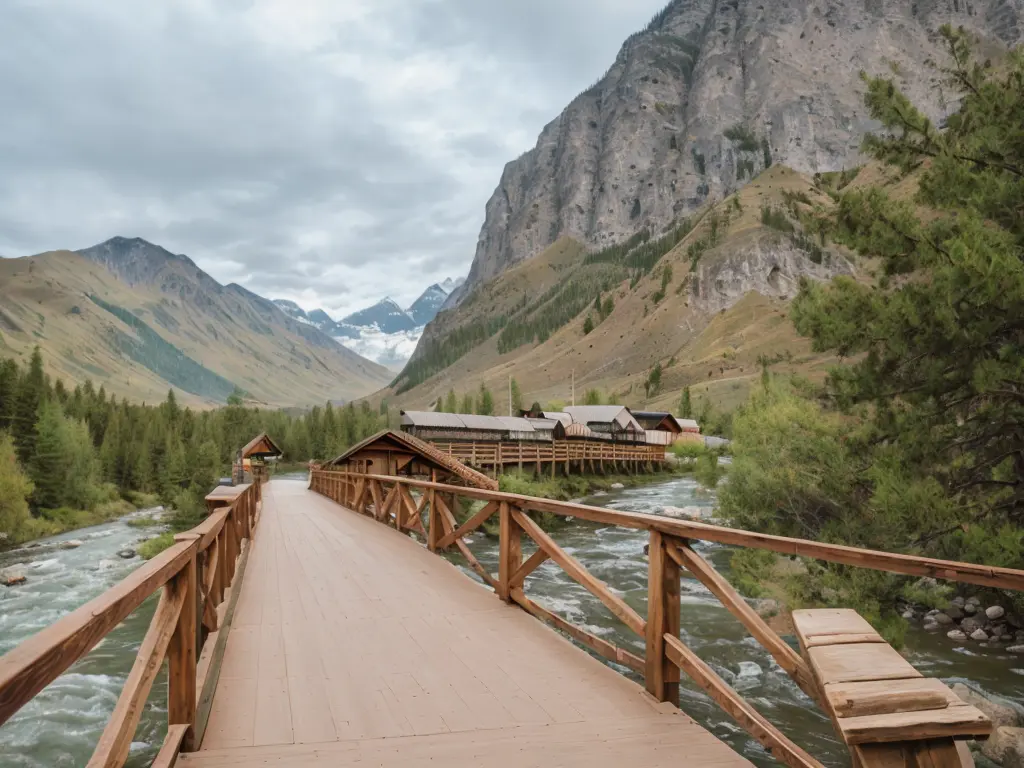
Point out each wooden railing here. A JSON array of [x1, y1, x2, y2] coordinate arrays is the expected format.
[[310, 469, 1024, 768], [428, 439, 666, 472], [0, 479, 262, 768]]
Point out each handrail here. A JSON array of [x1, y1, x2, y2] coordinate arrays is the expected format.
[[310, 468, 1024, 768], [0, 463, 265, 768]]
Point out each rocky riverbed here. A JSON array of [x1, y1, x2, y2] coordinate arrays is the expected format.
[[900, 588, 1024, 652]]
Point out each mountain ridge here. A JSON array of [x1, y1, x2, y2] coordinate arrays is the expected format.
[[0, 236, 391, 407]]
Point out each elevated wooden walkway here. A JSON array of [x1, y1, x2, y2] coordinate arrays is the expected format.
[[183, 479, 746, 766]]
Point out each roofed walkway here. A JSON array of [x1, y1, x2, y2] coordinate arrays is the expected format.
[[180, 479, 749, 767]]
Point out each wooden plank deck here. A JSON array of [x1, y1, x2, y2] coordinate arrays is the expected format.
[[180, 479, 749, 767]]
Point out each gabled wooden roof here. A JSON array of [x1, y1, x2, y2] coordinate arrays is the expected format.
[[631, 411, 684, 433], [324, 429, 498, 490], [241, 432, 283, 458]]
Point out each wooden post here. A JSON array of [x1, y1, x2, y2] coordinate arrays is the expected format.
[[169, 536, 199, 750], [498, 502, 521, 603], [427, 471, 440, 551], [646, 530, 681, 706]]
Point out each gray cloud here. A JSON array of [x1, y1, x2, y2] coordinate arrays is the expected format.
[[0, 0, 667, 317]]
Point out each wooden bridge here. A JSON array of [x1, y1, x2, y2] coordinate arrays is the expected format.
[[428, 438, 666, 476], [1, 438, 1022, 767]]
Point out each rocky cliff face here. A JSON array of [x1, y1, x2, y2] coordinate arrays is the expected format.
[[454, 0, 1023, 301]]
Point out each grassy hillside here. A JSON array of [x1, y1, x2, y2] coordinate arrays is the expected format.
[[0, 250, 391, 407], [382, 165, 862, 415]]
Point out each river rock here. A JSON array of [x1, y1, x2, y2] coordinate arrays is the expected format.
[[117, 549, 136, 559], [981, 726, 1024, 768], [947, 629, 968, 642], [923, 620, 940, 632], [661, 505, 703, 520], [736, 661, 763, 678], [1, 565, 27, 587], [960, 617, 983, 634], [1002, 634, 1014, 642], [60, 539, 83, 549], [934, 612, 954, 626], [951, 684, 1023, 729], [754, 599, 780, 618], [987, 605, 1006, 620], [964, 602, 978, 615], [992, 624, 1009, 638], [945, 604, 964, 621], [970, 629, 989, 641], [609, 483, 625, 489], [1008, 645, 1024, 654], [951, 596, 966, 608], [901, 609, 914, 620]]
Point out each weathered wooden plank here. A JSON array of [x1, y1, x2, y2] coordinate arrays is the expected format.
[[0, 539, 195, 726], [673, 543, 817, 700], [808, 643, 921, 686], [437, 501, 500, 550], [827, 679, 960, 721], [512, 508, 646, 638], [838, 705, 991, 745], [88, 584, 186, 767], [509, 588, 645, 675], [152, 724, 189, 768], [663, 634, 824, 768], [793, 609, 880, 640], [436, 494, 500, 592]]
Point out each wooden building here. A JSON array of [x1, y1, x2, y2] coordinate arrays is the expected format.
[[562, 406, 646, 444], [235, 432, 282, 484], [401, 411, 551, 443], [323, 429, 498, 489], [632, 411, 701, 446]]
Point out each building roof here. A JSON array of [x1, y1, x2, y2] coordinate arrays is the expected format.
[[401, 411, 531, 432], [563, 406, 644, 432], [631, 411, 684, 433], [563, 422, 594, 438], [542, 412, 572, 426], [679, 419, 700, 431], [240, 432, 283, 459], [525, 417, 558, 430], [324, 429, 498, 490]]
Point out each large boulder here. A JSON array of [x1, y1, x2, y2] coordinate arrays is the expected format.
[[981, 726, 1024, 768], [59, 539, 83, 549], [987, 605, 1007, 620], [1, 564, 27, 587], [951, 684, 1023, 729]]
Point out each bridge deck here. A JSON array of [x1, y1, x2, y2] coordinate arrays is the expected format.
[[180, 479, 748, 767]]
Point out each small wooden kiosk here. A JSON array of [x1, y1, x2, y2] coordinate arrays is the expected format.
[[235, 433, 283, 485]]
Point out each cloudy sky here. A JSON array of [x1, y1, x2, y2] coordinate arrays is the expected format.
[[0, 0, 667, 318]]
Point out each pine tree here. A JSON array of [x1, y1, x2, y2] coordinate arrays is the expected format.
[[14, 347, 45, 464], [64, 418, 100, 510], [583, 316, 594, 335], [477, 382, 494, 415], [0, 433, 33, 542], [444, 389, 458, 413], [160, 432, 187, 503], [30, 400, 67, 510], [0, 358, 19, 432], [460, 392, 474, 414], [678, 386, 693, 419], [510, 378, 523, 414]]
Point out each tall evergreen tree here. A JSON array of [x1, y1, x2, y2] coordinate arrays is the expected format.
[[14, 347, 45, 463], [460, 392, 474, 414], [477, 382, 495, 415], [0, 433, 33, 542], [29, 400, 68, 510], [678, 387, 693, 419], [444, 389, 458, 413], [510, 378, 523, 414]]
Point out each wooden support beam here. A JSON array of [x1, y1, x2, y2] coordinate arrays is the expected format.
[[664, 634, 824, 768], [512, 508, 646, 637], [168, 538, 198, 751], [87, 584, 186, 768], [498, 503, 521, 603], [510, 588, 645, 675], [152, 724, 189, 768], [436, 501, 500, 550], [436, 495, 500, 591], [670, 542, 818, 701], [510, 548, 549, 589], [646, 530, 681, 705]]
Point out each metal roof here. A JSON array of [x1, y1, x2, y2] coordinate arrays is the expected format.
[[679, 419, 700, 431], [401, 411, 466, 428], [525, 418, 558, 430], [542, 412, 572, 426], [496, 416, 537, 432], [458, 414, 508, 431]]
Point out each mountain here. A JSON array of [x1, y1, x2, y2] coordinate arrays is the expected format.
[[386, 0, 1023, 413], [272, 278, 462, 371], [450, 0, 1024, 303], [341, 298, 417, 334], [0, 236, 391, 407]]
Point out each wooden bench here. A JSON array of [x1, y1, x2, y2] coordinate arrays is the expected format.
[[793, 609, 990, 766]]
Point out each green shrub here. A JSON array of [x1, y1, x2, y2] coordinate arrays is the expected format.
[[138, 532, 176, 559]]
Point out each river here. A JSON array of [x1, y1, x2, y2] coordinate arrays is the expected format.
[[0, 476, 1020, 767]]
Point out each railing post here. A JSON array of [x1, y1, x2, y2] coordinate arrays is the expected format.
[[646, 530, 681, 706], [427, 473, 440, 551], [498, 502, 521, 603], [169, 535, 199, 750]]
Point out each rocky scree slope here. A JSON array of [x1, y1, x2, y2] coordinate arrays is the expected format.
[[449, 0, 1023, 305]]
